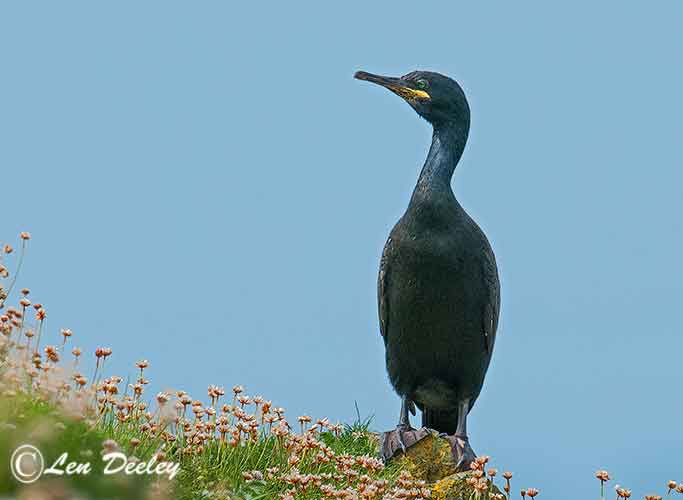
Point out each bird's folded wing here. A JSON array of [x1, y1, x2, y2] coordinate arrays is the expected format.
[[378, 238, 393, 339], [482, 251, 501, 356]]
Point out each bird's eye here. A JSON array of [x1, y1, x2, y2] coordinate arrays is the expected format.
[[416, 79, 429, 90]]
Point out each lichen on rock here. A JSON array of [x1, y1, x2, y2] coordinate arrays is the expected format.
[[390, 430, 458, 482], [431, 471, 504, 500], [384, 430, 504, 499]]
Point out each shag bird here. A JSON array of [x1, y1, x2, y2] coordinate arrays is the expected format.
[[355, 70, 500, 468]]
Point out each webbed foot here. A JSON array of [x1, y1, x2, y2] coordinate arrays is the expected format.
[[379, 425, 430, 462], [445, 433, 477, 471]]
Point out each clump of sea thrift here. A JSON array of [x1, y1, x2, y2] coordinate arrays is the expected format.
[[0, 236, 417, 498]]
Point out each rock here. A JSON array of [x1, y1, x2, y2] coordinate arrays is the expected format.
[[383, 429, 504, 499], [389, 429, 458, 482]]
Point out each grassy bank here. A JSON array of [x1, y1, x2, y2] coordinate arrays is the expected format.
[[0, 233, 422, 499]]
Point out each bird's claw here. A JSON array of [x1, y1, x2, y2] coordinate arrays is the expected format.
[[396, 425, 409, 454]]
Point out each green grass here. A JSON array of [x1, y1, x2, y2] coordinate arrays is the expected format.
[[0, 391, 402, 500]]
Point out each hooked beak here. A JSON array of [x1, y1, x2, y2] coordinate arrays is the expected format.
[[354, 71, 431, 101]]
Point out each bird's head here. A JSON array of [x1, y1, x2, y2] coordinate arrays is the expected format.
[[354, 70, 469, 129]]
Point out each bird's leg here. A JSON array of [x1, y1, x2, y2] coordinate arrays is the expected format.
[[451, 398, 477, 471], [398, 396, 413, 429], [395, 396, 414, 452], [379, 396, 427, 462]]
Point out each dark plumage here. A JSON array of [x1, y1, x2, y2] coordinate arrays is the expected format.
[[355, 70, 500, 464]]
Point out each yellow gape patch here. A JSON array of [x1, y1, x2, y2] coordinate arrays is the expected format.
[[388, 86, 431, 101]]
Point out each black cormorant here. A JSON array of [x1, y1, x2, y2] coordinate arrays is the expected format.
[[355, 70, 500, 468]]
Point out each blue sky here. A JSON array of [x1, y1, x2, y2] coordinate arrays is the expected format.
[[2, 1, 682, 497]]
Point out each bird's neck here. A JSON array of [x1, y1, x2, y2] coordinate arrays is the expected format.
[[412, 122, 468, 199]]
